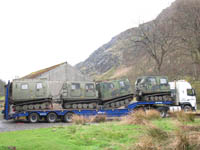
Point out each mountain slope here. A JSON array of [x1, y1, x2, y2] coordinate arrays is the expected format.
[[75, 0, 200, 82]]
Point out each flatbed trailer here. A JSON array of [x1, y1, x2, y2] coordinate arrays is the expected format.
[[2, 82, 174, 123]]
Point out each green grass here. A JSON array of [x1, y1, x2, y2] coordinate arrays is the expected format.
[[0, 119, 199, 150], [0, 123, 143, 150]]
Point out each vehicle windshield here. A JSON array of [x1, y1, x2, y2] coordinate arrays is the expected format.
[[187, 89, 196, 96]]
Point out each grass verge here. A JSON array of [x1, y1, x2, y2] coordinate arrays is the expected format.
[[0, 114, 200, 150]]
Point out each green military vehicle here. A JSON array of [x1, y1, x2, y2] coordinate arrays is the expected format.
[[61, 81, 99, 109], [61, 78, 134, 109], [135, 76, 173, 101], [96, 78, 133, 108], [9, 79, 52, 111]]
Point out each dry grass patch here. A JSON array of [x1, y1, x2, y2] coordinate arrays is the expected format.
[[72, 115, 91, 125], [133, 136, 160, 150], [146, 127, 169, 141], [170, 111, 195, 123], [120, 110, 150, 125], [72, 115, 107, 125], [120, 109, 161, 125], [145, 109, 161, 120]]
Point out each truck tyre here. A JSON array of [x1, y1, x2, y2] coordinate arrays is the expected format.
[[47, 112, 57, 123], [63, 112, 74, 123], [157, 107, 168, 118], [160, 110, 167, 118], [183, 105, 192, 112], [28, 113, 39, 123]]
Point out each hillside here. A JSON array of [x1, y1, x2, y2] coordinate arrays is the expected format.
[[76, 0, 200, 83]]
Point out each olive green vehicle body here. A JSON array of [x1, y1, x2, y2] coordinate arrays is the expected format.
[[96, 78, 133, 101], [10, 79, 51, 104], [61, 81, 98, 101], [61, 78, 133, 108], [135, 76, 172, 101]]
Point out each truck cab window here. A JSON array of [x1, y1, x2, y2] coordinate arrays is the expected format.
[[187, 89, 195, 96]]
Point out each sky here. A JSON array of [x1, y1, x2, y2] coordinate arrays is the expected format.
[[0, 0, 175, 82]]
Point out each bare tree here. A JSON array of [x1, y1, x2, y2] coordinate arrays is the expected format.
[[173, 0, 200, 78], [135, 18, 181, 74]]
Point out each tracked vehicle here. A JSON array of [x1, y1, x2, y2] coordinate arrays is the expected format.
[[61, 78, 133, 109], [96, 79, 133, 108], [135, 76, 173, 101], [9, 79, 52, 111]]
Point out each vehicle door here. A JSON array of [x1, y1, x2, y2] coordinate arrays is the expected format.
[[35, 82, 46, 97], [85, 83, 96, 98], [70, 83, 81, 97]]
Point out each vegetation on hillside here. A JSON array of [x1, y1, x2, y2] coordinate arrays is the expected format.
[[76, 0, 200, 81]]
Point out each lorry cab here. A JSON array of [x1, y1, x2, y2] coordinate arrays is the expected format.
[[169, 80, 197, 111]]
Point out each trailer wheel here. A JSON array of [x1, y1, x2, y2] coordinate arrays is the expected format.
[[157, 107, 168, 118], [183, 105, 192, 112], [63, 112, 74, 123], [160, 110, 167, 118], [47, 112, 57, 123], [28, 113, 39, 123]]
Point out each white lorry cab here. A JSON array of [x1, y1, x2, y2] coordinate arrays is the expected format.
[[169, 80, 197, 111]]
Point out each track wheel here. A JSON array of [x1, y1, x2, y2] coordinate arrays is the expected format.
[[63, 112, 74, 123], [64, 103, 71, 109], [47, 112, 57, 123], [28, 113, 39, 123], [159, 96, 163, 101], [145, 96, 149, 101]]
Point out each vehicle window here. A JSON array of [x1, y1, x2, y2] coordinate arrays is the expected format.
[[136, 79, 142, 85], [187, 89, 195, 96], [108, 83, 114, 89], [86, 83, 94, 90], [119, 81, 125, 87], [21, 84, 28, 90], [160, 78, 167, 84], [71, 83, 80, 90], [36, 83, 43, 89], [148, 78, 156, 85]]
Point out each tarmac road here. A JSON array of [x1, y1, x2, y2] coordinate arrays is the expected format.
[[0, 117, 71, 132]]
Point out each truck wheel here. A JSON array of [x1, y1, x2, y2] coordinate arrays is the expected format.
[[63, 112, 74, 123], [47, 112, 57, 123], [160, 110, 167, 118], [28, 113, 39, 123], [183, 105, 192, 112], [157, 107, 168, 118]]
